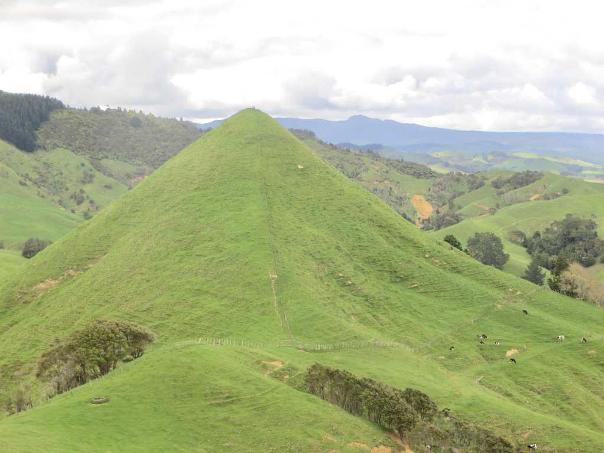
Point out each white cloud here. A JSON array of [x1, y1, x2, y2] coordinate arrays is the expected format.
[[567, 82, 598, 106], [2, 0, 604, 131]]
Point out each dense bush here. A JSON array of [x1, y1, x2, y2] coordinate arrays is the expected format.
[[37, 319, 154, 395], [0, 90, 64, 151], [525, 214, 604, 268], [422, 210, 463, 230], [427, 173, 484, 208], [467, 232, 509, 269], [491, 170, 543, 191], [3, 386, 32, 415], [388, 159, 439, 179], [37, 108, 201, 168], [305, 363, 437, 438], [21, 238, 51, 258]]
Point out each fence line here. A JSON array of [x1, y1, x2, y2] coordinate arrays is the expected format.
[[175, 336, 413, 353]]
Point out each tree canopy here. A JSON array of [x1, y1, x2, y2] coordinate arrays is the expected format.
[[467, 232, 509, 269]]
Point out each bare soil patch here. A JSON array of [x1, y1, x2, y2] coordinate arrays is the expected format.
[[411, 194, 433, 221], [506, 348, 519, 358]]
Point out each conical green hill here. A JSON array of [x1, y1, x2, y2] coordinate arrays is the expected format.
[[0, 109, 602, 451]]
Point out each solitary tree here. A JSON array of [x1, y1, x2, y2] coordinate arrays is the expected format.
[[522, 259, 545, 285], [466, 232, 509, 269], [21, 238, 51, 259]]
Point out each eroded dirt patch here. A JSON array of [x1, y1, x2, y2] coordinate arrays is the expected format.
[[411, 194, 433, 221], [348, 441, 370, 451], [370, 447, 393, 453], [260, 360, 285, 375], [31, 269, 82, 298], [32, 278, 60, 294]]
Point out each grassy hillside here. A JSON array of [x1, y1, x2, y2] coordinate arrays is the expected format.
[[0, 250, 25, 285], [0, 141, 81, 248], [295, 130, 437, 221], [0, 104, 203, 274], [0, 110, 602, 451], [434, 174, 604, 277]]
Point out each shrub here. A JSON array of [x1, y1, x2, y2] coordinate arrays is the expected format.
[[37, 319, 154, 395], [21, 238, 51, 259], [508, 230, 527, 246], [522, 259, 545, 286], [443, 234, 463, 251]]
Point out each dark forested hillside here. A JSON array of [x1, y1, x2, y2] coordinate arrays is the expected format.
[[0, 91, 64, 152]]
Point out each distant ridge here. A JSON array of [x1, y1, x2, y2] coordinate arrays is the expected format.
[[200, 114, 604, 163]]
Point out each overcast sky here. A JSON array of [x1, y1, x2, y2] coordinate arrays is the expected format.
[[2, 0, 604, 131]]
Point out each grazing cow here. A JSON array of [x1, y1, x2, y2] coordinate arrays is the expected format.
[[478, 334, 488, 341], [479, 339, 485, 344], [449, 345, 455, 351], [509, 358, 517, 364], [556, 335, 565, 342], [528, 444, 537, 450], [442, 407, 451, 417], [495, 340, 501, 346], [581, 337, 588, 343], [522, 309, 528, 315]]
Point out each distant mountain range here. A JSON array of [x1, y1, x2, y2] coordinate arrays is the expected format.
[[199, 115, 604, 163]]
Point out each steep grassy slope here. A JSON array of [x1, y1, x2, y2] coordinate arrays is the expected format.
[[0, 250, 24, 285], [0, 110, 603, 451]]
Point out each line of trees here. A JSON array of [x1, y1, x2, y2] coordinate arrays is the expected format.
[[305, 363, 436, 438], [304, 363, 514, 451]]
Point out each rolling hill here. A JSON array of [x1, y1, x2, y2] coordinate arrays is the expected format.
[[432, 173, 604, 288], [0, 110, 603, 451]]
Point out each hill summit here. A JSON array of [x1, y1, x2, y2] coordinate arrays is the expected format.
[[0, 109, 603, 451]]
